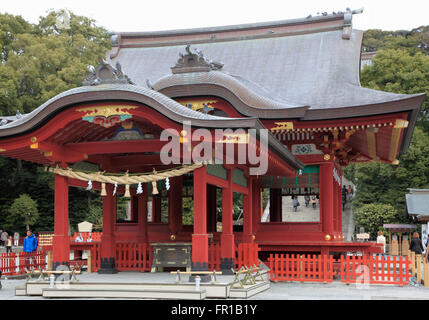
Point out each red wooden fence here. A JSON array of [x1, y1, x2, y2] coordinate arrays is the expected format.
[[0, 251, 46, 276], [115, 242, 152, 272], [208, 242, 260, 271], [236, 243, 260, 269], [268, 254, 412, 286], [208, 243, 221, 270], [0, 252, 17, 276], [91, 243, 101, 272], [338, 255, 411, 286], [268, 253, 336, 283]]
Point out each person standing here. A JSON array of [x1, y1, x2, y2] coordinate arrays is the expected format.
[[292, 196, 299, 212], [347, 185, 353, 201], [304, 194, 310, 207], [376, 231, 386, 257], [23, 230, 38, 253], [1, 231, 8, 248], [23, 230, 38, 270], [6, 236, 12, 253], [13, 232, 19, 247], [311, 195, 317, 209], [410, 232, 424, 255]]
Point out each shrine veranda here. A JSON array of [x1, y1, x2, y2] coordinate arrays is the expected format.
[[0, 11, 425, 274]]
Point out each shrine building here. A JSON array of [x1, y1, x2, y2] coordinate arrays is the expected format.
[[0, 10, 425, 274]]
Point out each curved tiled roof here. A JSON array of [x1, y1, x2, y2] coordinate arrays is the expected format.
[[109, 29, 424, 113], [0, 84, 259, 133], [0, 84, 304, 170], [106, 12, 425, 154], [152, 71, 309, 118]]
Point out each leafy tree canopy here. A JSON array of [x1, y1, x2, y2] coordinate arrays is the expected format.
[[0, 10, 111, 232], [7, 193, 39, 232]]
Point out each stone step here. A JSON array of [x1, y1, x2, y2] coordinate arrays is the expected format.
[[42, 287, 206, 299], [22, 281, 230, 298], [15, 285, 27, 296], [229, 280, 271, 298]]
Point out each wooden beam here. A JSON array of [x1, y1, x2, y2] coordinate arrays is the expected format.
[[65, 139, 169, 155], [365, 127, 378, 160], [388, 127, 403, 162]]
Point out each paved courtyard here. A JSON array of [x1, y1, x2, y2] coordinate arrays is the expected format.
[[1, 271, 428, 300]]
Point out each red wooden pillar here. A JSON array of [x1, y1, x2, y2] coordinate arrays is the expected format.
[[137, 183, 148, 244], [221, 168, 234, 273], [243, 178, 254, 243], [152, 194, 162, 223], [333, 179, 339, 237], [206, 184, 217, 233], [270, 188, 282, 222], [99, 183, 117, 273], [320, 162, 334, 238], [192, 167, 208, 270], [337, 178, 343, 238], [252, 178, 261, 235], [52, 174, 70, 268], [130, 193, 138, 222], [168, 176, 183, 236]]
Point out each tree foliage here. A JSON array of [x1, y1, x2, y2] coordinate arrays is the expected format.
[[361, 48, 429, 127], [0, 10, 111, 233], [353, 203, 398, 238], [345, 27, 429, 232], [7, 193, 39, 232]]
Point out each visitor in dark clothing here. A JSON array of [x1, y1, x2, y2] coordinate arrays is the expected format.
[[410, 232, 424, 255]]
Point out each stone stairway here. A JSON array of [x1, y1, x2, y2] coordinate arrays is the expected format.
[[15, 265, 271, 299]]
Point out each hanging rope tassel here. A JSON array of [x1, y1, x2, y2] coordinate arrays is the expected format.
[[136, 182, 143, 195], [101, 182, 107, 196], [152, 168, 159, 195], [152, 181, 159, 195], [124, 184, 131, 198]]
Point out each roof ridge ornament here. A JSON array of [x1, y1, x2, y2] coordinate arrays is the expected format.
[[83, 57, 134, 86], [171, 44, 223, 74], [342, 7, 363, 40]]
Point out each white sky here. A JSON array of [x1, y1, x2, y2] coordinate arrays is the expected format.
[[1, 0, 428, 32]]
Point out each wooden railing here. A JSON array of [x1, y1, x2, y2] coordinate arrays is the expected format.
[[0, 251, 46, 276], [338, 255, 410, 286], [408, 250, 429, 287], [268, 253, 336, 283], [208, 242, 260, 270], [115, 242, 152, 272], [267, 253, 411, 286]]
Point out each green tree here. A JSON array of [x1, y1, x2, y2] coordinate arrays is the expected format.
[[1, 10, 111, 113], [353, 203, 398, 238], [86, 204, 103, 232], [361, 48, 429, 128], [7, 194, 39, 232], [345, 127, 429, 215], [0, 10, 112, 232]]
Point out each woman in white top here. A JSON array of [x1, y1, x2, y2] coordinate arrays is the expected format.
[[376, 230, 386, 256]]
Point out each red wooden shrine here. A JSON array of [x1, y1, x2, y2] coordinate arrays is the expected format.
[[0, 11, 425, 273]]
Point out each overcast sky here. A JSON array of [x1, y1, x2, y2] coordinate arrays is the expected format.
[[1, 0, 428, 32]]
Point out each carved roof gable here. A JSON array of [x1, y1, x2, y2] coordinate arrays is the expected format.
[[171, 44, 223, 74]]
